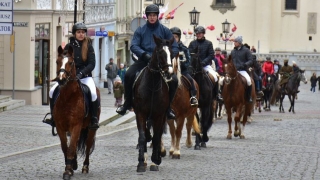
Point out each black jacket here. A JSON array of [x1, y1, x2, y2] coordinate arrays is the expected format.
[[230, 45, 253, 71], [188, 37, 214, 67], [64, 37, 95, 77]]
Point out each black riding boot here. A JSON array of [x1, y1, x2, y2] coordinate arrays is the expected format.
[[42, 98, 55, 127], [246, 85, 253, 103], [215, 84, 223, 102], [167, 75, 178, 120], [88, 100, 99, 130], [190, 89, 198, 107]]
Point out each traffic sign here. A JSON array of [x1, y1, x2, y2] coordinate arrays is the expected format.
[[0, 0, 13, 35], [0, 22, 12, 35]]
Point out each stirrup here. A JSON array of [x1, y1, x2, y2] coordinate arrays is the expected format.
[[42, 113, 53, 126]]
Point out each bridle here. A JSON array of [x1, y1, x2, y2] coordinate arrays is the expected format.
[[57, 54, 77, 84], [148, 46, 170, 74]]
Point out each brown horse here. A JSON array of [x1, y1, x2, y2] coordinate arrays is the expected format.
[[133, 35, 174, 172], [222, 55, 254, 139], [167, 55, 201, 159], [53, 45, 100, 180]]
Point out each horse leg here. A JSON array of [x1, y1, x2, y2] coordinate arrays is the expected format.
[[56, 128, 69, 178], [150, 119, 165, 171], [194, 112, 201, 150], [218, 103, 223, 119], [288, 95, 292, 112], [226, 107, 232, 139], [234, 108, 241, 137], [292, 95, 295, 113], [82, 129, 96, 174], [160, 138, 166, 157], [167, 119, 176, 156], [185, 115, 195, 148], [171, 117, 184, 159], [136, 116, 147, 172]]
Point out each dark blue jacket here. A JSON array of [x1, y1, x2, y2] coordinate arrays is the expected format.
[[177, 41, 191, 72], [130, 20, 179, 59], [188, 37, 214, 67]]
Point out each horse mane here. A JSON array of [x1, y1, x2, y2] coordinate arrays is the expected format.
[[172, 55, 182, 86]]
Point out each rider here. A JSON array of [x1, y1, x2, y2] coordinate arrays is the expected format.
[[170, 27, 198, 106], [230, 36, 254, 103], [292, 61, 301, 93], [279, 59, 293, 93], [43, 22, 99, 130], [214, 47, 225, 101], [188, 26, 222, 101], [273, 59, 282, 81], [253, 57, 264, 97], [262, 57, 274, 90], [116, 4, 179, 119]]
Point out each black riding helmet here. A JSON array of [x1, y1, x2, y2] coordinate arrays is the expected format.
[[170, 27, 181, 39], [72, 22, 87, 35], [195, 26, 205, 34], [145, 4, 159, 16]]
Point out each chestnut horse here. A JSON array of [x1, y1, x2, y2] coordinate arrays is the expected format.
[[271, 69, 307, 113], [190, 47, 215, 149], [133, 35, 174, 172], [53, 45, 100, 180], [222, 55, 255, 139], [167, 55, 201, 159]]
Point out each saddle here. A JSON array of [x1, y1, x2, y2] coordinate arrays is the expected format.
[[180, 75, 192, 89]]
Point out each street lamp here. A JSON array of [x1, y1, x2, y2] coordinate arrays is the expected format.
[[153, 0, 165, 7], [221, 19, 231, 50], [189, 7, 200, 39]]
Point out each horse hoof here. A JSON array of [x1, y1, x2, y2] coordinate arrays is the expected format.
[[234, 133, 239, 137], [194, 145, 201, 150], [150, 164, 159, 171], [172, 154, 180, 159], [227, 134, 232, 139], [63, 174, 71, 180], [82, 165, 89, 173], [169, 151, 173, 156], [240, 135, 245, 139], [137, 165, 146, 172], [160, 149, 166, 157], [200, 142, 206, 148]]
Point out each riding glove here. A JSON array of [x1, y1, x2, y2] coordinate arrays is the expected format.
[[142, 53, 151, 63], [76, 72, 84, 79]]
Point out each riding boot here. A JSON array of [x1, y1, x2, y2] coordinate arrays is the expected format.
[[42, 98, 55, 127], [88, 100, 99, 130], [246, 85, 253, 103], [215, 84, 223, 102], [167, 75, 178, 120], [190, 89, 198, 107]]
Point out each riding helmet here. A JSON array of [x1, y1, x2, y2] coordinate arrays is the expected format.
[[195, 26, 206, 34], [145, 4, 159, 16], [170, 27, 181, 39], [72, 22, 87, 35]]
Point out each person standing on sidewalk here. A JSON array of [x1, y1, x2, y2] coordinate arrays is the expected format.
[[117, 63, 126, 84], [310, 73, 317, 93], [105, 58, 118, 94], [113, 75, 125, 107]]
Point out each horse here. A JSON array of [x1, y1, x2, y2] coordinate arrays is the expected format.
[[262, 73, 275, 111], [133, 34, 174, 172], [213, 77, 225, 120], [52, 45, 100, 180], [190, 47, 215, 149], [222, 55, 255, 139], [271, 69, 307, 113], [167, 53, 201, 159]]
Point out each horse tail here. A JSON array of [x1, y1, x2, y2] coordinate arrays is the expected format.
[[270, 85, 278, 105], [77, 128, 96, 157], [192, 115, 201, 134]]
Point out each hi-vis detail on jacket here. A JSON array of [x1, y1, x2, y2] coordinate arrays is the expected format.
[[179, 51, 186, 62]]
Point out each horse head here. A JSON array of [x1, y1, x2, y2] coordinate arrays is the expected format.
[[149, 34, 174, 75], [54, 45, 76, 87], [299, 69, 308, 84], [266, 73, 275, 90], [223, 55, 237, 84]]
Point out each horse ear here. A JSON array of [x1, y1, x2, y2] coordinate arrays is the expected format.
[[169, 37, 174, 45], [67, 44, 73, 56], [58, 46, 63, 55], [153, 34, 161, 46]]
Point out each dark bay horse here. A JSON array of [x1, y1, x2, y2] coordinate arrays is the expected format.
[[262, 73, 275, 111], [52, 45, 100, 180], [271, 69, 307, 113], [190, 47, 215, 149], [222, 55, 254, 139], [133, 35, 174, 172], [167, 55, 201, 159]]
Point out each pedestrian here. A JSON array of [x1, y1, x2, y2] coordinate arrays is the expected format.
[[188, 25, 221, 101], [170, 26, 198, 106], [105, 58, 118, 94], [117, 63, 126, 84], [230, 36, 254, 102], [318, 76, 320, 91], [113, 75, 125, 107], [310, 73, 317, 93], [43, 22, 99, 129], [116, 4, 179, 119]]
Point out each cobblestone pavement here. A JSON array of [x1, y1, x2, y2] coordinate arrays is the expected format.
[[0, 84, 320, 180]]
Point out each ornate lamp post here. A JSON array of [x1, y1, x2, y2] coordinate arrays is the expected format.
[[221, 19, 231, 50], [153, 0, 165, 7], [189, 7, 200, 39]]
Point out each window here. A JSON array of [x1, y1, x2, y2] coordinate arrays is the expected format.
[[285, 0, 297, 10], [210, 0, 236, 14]]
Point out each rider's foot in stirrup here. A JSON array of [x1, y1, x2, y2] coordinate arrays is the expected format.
[[42, 113, 54, 126], [217, 94, 224, 102], [166, 108, 176, 120], [116, 105, 128, 115], [190, 97, 198, 107], [262, 86, 266, 90], [88, 119, 99, 130], [258, 91, 264, 96]]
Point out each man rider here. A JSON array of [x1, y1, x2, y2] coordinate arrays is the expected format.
[[230, 36, 254, 103], [116, 4, 179, 119], [188, 26, 222, 101], [279, 59, 293, 93], [170, 27, 198, 106]]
